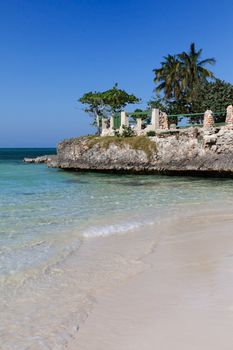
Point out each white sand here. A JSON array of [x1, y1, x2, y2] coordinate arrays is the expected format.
[[70, 206, 233, 349]]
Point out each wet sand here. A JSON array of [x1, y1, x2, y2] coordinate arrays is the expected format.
[[72, 206, 233, 349]]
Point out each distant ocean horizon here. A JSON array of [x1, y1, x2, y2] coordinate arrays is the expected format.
[[0, 147, 56, 158]]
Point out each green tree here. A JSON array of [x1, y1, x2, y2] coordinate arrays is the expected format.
[[79, 84, 140, 134], [153, 43, 216, 112], [79, 91, 106, 134], [148, 95, 187, 115], [101, 83, 140, 114], [150, 80, 233, 125], [192, 79, 233, 122], [178, 43, 216, 107], [148, 95, 166, 111], [153, 55, 182, 100]]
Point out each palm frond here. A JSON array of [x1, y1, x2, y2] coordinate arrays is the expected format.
[[199, 58, 216, 66]]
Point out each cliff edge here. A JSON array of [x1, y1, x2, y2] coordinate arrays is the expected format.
[[49, 127, 233, 176]]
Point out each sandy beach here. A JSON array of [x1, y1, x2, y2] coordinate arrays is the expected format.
[[70, 204, 233, 350]]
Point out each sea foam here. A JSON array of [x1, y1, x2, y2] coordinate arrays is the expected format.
[[82, 220, 154, 238]]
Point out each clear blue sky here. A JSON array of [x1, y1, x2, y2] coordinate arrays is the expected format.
[[1, 0, 233, 147]]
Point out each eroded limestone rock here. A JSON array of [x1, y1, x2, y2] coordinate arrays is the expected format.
[[48, 127, 233, 175]]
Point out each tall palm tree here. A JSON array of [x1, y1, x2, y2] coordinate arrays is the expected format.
[[178, 43, 216, 103], [153, 43, 216, 110], [153, 55, 182, 100]]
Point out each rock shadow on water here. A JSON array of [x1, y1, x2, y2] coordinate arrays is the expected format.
[[104, 180, 163, 187], [21, 192, 36, 196], [64, 179, 89, 184], [102, 178, 206, 189]]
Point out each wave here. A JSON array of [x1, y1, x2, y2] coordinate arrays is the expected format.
[[82, 219, 154, 238]]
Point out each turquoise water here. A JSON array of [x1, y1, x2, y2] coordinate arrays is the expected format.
[[2, 149, 233, 349], [1, 148, 233, 282]]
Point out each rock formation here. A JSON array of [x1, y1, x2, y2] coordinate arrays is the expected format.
[[47, 126, 233, 176]]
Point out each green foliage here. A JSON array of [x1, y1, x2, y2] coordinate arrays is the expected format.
[[148, 95, 188, 118], [79, 91, 105, 116], [130, 108, 148, 120], [149, 79, 233, 124], [148, 95, 169, 112], [177, 43, 215, 105], [79, 91, 105, 135], [101, 83, 140, 114], [187, 79, 233, 123], [114, 130, 121, 137], [154, 54, 182, 100], [192, 79, 233, 112], [79, 84, 140, 131], [121, 125, 135, 137], [114, 125, 135, 137], [153, 43, 216, 111], [146, 131, 156, 137]]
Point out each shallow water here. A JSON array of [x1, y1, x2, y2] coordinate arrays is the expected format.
[[1, 149, 233, 348]]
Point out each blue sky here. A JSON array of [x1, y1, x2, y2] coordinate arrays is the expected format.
[[0, 0, 233, 147]]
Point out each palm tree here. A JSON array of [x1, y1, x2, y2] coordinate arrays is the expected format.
[[153, 55, 182, 100], [178, 43, 216, 104], [153, 43, 216, 111]]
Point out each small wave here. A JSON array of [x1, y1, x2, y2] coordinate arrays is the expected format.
[[82, 220, 154, 238]]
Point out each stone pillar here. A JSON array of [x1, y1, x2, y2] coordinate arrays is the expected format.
[[102, 118, 108, 130], [159, 112, 169, 129], [136, 117, 142, 131], [120, 111, 129, 128], [110, 116, 114, 130], [203, 110, 215, 128], [151, 108, 160, 129], [226, 105, 233, 127]]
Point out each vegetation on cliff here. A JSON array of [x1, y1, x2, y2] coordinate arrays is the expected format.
[[87, 136, 157, 160]]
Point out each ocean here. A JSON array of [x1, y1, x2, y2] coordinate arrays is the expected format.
[[1, 148, 233, 349]]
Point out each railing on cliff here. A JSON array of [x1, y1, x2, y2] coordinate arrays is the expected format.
[[100, 105, 233, 136], [167, 110, 226, 128], [113, 110, 227, 126]]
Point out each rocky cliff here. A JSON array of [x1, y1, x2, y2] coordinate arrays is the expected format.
[[48, 127, 233, 176]]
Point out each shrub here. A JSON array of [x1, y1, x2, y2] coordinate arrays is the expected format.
[[121, 125, 135, 137], [146, 131, 156, 137], [114, 130, 121, 137]]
